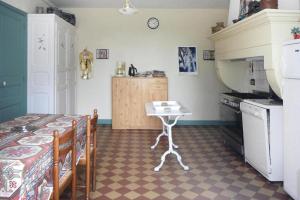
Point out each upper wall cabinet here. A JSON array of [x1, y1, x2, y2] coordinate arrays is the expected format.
[[27, 14, 76, 114], [210, 9, 300, 97]]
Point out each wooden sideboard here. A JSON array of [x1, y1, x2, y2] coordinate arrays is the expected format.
[[112, 77, 168, 129]]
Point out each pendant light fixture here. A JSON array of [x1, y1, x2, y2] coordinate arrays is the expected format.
[[119, 0, 138, 15]]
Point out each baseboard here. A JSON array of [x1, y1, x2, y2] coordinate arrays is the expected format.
[[98, 119, 231, 126], [175, 120, 233, 126], [98, 119, 112, 125]]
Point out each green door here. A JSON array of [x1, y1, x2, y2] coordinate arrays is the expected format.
[[0, 2, 27, 122]]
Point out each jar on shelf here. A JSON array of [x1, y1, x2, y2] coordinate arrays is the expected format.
[[211, 22, 225, 34], [260, 0, 278, 9]]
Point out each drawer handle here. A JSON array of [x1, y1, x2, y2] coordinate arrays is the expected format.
[[295, 49, 300, 52], [3, 81, 7, 87]]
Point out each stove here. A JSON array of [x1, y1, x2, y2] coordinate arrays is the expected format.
[[220, 92, 268, 156]]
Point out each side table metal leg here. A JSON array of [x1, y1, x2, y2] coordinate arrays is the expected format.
[[151, 118, 168, 150], [154, 115, 189, 171], [151, 132, 167, 150], [172, 150, 189, 170], [154, 150, 170, 172]]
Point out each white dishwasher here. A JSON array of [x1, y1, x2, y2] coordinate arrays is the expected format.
[[240, 99, 283, 181]]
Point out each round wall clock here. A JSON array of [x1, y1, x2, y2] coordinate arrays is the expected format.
[[147, 17, 159, 30]]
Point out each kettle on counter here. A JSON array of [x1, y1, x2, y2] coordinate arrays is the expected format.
[[128, 64, 137, 76]]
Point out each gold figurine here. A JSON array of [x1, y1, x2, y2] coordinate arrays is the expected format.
[[79, 48, 93, 79]]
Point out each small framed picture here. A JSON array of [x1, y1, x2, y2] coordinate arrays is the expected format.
[[239, 0, 252, 19], [178, 46, 198, 75], [96, 49, 109, 59], [203, 50, 215, 61]]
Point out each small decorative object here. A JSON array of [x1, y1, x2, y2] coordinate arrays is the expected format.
[[128, 64, 138, 76], [147, 17, 159, 30], [115, 61, 126, 76], [239, 0, 252, 20], [11, 125, 37, 133], [234, 0, 262, 23], [79, 48, 93, 80], [46, 7, 76, 26], [96, 49, 109, 59], [291, 27, 300, 39], [60, 12, 76, 26], [211, 22, 225, 34], [36, 7, 44, 14], [37, 34, 46, 51], [260, 0, 278, 9], [178, 47, 198, 75], [247, 1, 261, 16], [203, 50, 215, 61], [46, 7, 55, 13]]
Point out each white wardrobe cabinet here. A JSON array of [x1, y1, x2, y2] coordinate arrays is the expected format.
[[28, 14, 77, 114]]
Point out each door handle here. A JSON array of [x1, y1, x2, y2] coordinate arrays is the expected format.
[[2, 81, 7, 87]]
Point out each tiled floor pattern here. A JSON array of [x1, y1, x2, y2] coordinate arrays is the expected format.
[[64, 125, 291, 200]]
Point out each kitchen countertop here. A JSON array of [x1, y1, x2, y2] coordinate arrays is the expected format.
[[243, 99, 283, 109]]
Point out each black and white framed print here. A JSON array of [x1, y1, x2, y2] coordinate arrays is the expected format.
[[239, 0, 252, 18], [178, 47, 198, 75], [96, 49, 109, 59]]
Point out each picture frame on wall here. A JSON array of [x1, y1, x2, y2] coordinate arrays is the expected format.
[[96, 49, 109, 59], [203, 50, 215, 61], [239, 0, 252, 19], [178, 46, 198, 75]]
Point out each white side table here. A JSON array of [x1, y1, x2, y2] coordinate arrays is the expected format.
[[145, 102, 192, 171]]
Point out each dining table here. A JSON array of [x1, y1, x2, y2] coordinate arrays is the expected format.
[[0, 114, 87, 200]]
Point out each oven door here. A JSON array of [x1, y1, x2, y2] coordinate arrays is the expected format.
[[220, 102, 244, 155]]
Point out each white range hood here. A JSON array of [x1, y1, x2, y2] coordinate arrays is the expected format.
[[210, 9, 300, 97]]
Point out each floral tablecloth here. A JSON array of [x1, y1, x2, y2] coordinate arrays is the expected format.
[[0, 114, 87, 200]]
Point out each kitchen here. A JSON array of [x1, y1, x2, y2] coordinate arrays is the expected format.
[[0, 0, 300, 199]]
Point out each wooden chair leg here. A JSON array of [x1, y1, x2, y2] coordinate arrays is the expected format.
[[72, 121, 77, 200], [92, 149, 97, 191], [72, 178, 77, 200], [86, 163, 90, 199]]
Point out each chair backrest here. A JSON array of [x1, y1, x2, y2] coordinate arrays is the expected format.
[[85, 109, 98, 161], [91, 109, 98, 144], [53, 120, 77, 200]]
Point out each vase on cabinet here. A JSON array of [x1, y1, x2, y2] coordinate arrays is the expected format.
[[260, 0, 278, 9]]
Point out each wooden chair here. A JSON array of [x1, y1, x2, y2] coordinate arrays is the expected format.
[[52, 120, 77, 200], [78, 109, 98, 199]]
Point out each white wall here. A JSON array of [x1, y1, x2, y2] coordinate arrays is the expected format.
[[1, 0, 51, 13], [278, 0, 300, 10], [66, 8, 228, 121]]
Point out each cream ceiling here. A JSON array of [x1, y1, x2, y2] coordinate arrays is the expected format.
[[48, 0, 229, 9]]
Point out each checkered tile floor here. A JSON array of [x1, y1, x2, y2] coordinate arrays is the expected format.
[[63, 125, 292, 200]]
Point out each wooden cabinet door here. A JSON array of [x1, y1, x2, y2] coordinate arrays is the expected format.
[[55, 22, 68, 114], [112, 78, 131, 129], [66, 29, 76, 114], [129, 78, 144, 129], [112, 77, 168, 129]]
